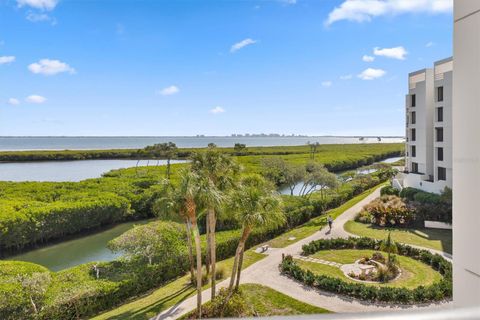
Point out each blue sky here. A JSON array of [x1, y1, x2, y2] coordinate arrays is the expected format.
[[0, 0, 453, 136]]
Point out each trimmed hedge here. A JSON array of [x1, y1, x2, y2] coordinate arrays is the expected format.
[[279, 237, 452, 304]]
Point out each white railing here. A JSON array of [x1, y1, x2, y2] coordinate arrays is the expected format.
[[255, 307, 480, 320]]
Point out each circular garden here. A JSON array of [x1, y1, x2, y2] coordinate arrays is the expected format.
[[280, 237, 452, 304]]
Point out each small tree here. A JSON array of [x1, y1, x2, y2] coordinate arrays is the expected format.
[[380, 232, 398, 266], [307, 142, 320, 160], [144, 142, 178, 179], [108, 221, 187, 265], [233, 143, 247, 154], [299, 162, 339, 200], [16, 272, 51, 314], [260, 158, 305, 193]]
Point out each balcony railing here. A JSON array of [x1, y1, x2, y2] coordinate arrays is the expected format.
[[267, 307, 480, 320]]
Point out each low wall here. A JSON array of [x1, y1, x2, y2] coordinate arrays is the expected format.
[[425, 220, 453, 230]]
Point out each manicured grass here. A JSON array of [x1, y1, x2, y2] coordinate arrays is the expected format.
[[92, 250, 265, 320], [265, 184, 384, 248], [241, 284, 330, 316], [183, 283, 330, 318], [296, 249, 442, 289], [344, 220, 452, 254]]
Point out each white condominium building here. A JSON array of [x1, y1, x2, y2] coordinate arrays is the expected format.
[[399, 57, 453, 194]]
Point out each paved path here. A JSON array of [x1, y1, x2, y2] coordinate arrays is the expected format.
[[153, 186, 452, 320], [295, 255, 343, 268]]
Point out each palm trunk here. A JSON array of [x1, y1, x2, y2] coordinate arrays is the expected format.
[[209, 208, 217, 299], [235, 247, 244, 290], [228, 226, 251, 291], [205, 214, 211, 276], [187, 199, 202, 318], [185, 219, 195, 283], [222, 226, 250, 317], [166, 158, 171, 179], [192, 220, 203, 318]]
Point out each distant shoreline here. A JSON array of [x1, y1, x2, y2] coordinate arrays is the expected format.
[[0, 135, 405, 138]]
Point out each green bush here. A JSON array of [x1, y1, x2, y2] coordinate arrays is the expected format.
[[380, 185, 400, 196], [359, 195, 414, 227], [285, 237, 451, 304]]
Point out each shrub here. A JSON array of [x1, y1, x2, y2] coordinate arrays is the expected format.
[[372, 252, 385, 263], [380, 185, 399, 196], [361, 195, 414, 227]]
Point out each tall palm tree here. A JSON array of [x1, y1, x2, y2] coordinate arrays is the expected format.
[[191, 147, 239, 299], [226, 174, 284, 294], [153, 180, 195, 283], [176, 170, 204, 317]]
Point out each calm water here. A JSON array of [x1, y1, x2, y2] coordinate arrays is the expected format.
[[279, 156, 401, 195], [0, 136, 404, 151], [0, 159, 186, 182], [7, 220, 149, 271]]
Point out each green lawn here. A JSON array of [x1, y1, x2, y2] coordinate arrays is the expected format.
[[297, 249, 442, 289], [344, 220, 452, 254], [265, 184, 384, 248], [183, 283, 330, 318], [92, 250, 265, 320]]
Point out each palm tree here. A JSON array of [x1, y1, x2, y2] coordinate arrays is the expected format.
[[153, 180, 196, 283], [380, 232, 398, 265], [175, 170, 204, 317], [226, 175, 284, 295], [191, 147, 239, 299]]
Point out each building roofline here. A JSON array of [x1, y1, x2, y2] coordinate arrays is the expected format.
[[435, 56, 453, 66], [409, 68, 431, 77]]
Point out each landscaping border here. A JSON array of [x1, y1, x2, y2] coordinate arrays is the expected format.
[[280, 237, 452, 304]]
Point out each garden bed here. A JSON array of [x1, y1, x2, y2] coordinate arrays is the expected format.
[[280, 237, 452, 304]]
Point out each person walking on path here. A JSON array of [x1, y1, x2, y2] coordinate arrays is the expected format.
[[327, 215, 333, 231]]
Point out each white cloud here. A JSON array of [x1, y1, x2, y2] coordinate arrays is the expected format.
[[321, 81, 332, 88], [17, 0, 58, 11], [210, 106, 225, 114], [26, 12, 55, 23], [426, 41, 435, 47], [339, 74, 353, 80], [325, 0, 452, 26], [230, 38, 257, 53], [362, 55, 375, 62], [26, 95, 47, 104], [28, 59, 75, 75], [7, 98, 20, 106], [0, 56, 15, 65], [373, 46, 407, 60], [281, 0, 297, 4], [157, 85, 180, 96], [358, 68, 386, 80]]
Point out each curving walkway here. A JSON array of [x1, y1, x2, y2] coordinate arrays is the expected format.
[[152, 186, 452, 320]]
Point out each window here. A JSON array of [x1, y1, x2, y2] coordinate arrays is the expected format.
[[411, 128, 416, 141], [411, 162, 419, 173], [411, 111, 416, 124], [411, 94, 416, 107], [436, 127, 444, 142], [411, 145, 416, 157], [437, 86, 444, 102], [437, 107, 443, 122], [438, 167, 447, 181], [437, 147, 444, 161]]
